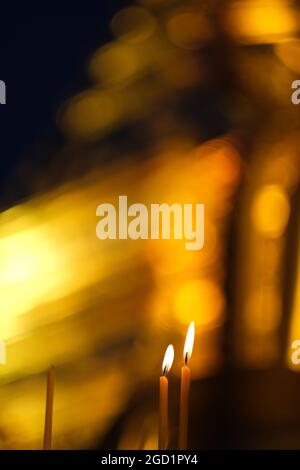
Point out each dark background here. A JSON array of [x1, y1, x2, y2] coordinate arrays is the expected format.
[[0, 6, 130, 202]]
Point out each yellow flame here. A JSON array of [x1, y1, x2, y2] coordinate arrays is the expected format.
[[183, 321, 195, 364], [161, 344, 174, 376]]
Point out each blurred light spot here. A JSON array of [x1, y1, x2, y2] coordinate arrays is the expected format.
[[174, 279, 225, 327], [0, 227, 62, 333], [198, 139, 241, 187], [0, 229, 49, 285], [111, 7, 156, 44], [166, 10, 213, 50], [225, 1, 298, 44], [251, 185, 290, 238], [275, 39, 300, 74], [60, 90, 120, 140], [89, 44, 139, 85]]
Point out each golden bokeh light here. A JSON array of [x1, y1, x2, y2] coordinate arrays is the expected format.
[[111, 7, 156, 44], [166, 9, 214, 50], [173, 279, 225, 328], [251, 185, 290, 238], [59, 89, 121, 140], [89, 43, 140, 85], [225, 1, 298, 44]]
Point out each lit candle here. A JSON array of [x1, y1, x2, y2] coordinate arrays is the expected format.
[[178, 322, 195, 450], [43, 366, 56, 450], [159, 344, 174, 450]]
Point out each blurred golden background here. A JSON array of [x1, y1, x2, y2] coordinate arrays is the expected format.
[[1, 0, 300, 449]]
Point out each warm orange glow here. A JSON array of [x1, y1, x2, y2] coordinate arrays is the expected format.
[[275, 39, 300, 75], [225, 1, 297, 45], [161, 344, 174, 376], [88, 43, 139, 85], [251, 184, 290, 238], [174, 279, 225, 328], [166, 10, 213, 50], [183, 322, 195, 365], [60, 89, 121, 140], [110, 7, 156, 44]]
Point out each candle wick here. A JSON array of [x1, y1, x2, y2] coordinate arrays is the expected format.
[[184, 352, 188, 365], [162, 365, 167, 376]]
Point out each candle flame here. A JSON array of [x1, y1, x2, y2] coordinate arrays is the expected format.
[[161, 344, 174, 376], [183, 321, 195, 364]]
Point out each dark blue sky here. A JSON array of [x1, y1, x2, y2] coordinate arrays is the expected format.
[[0, 6, 129, 189]]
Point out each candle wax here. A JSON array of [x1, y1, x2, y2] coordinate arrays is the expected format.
[[159, 375, 168, 450], [178, 365, 190, 449], [43, 366, 56, 450]]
